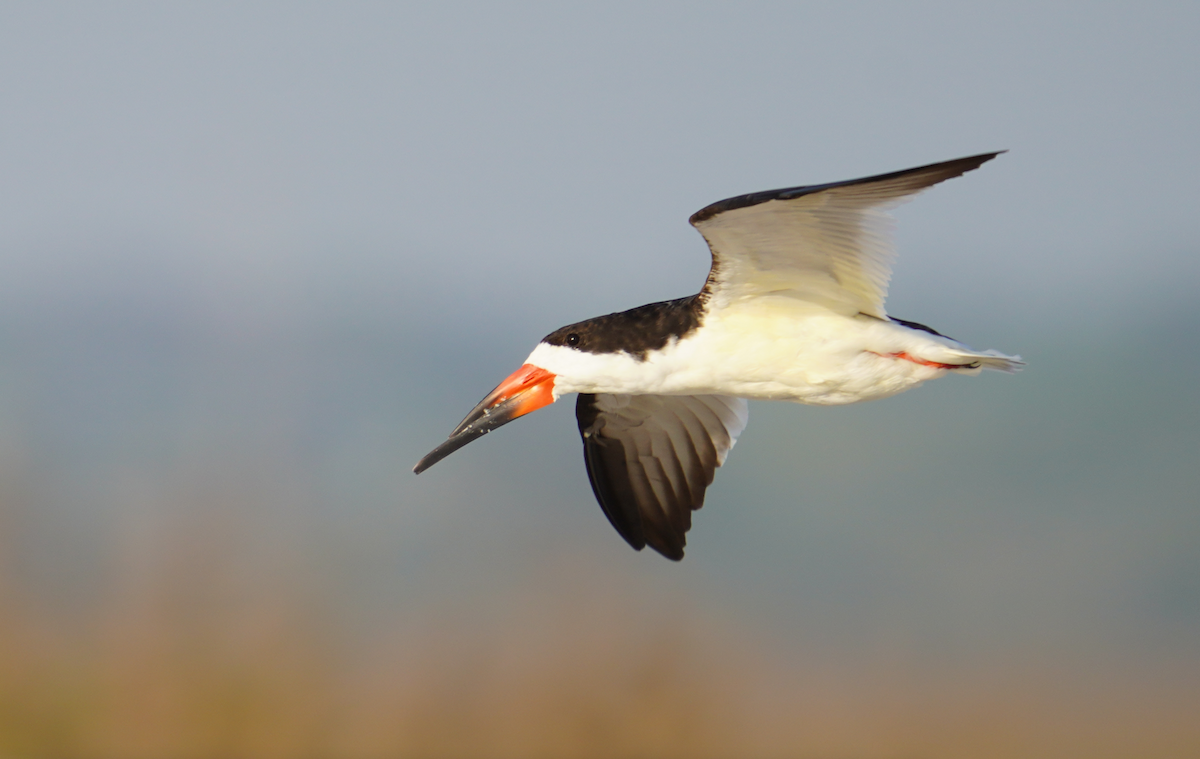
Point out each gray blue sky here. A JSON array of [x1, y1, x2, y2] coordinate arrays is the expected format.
[[0, 3, 1197, 754], [2, 2, 1198, 332]]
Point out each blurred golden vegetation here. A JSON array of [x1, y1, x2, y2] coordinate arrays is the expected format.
[[0, 467, 1197, 759]]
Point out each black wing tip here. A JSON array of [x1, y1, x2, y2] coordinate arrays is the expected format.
[[612, 512, 687, 561], [688, 150, 1007, 226], [623, 535, 685, 561], [649, 540, 686, 562]]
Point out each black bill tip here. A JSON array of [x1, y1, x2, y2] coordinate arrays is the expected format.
[[412, 394, 528, 474]]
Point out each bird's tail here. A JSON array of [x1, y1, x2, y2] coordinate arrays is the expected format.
[[944, 348, 1025, 373]]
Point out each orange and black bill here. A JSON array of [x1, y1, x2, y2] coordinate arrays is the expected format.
[[413, 364, 555, 474]]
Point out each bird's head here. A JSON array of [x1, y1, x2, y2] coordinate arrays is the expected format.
[[413, 302, 693, 474], [411, 319, 609, 474]]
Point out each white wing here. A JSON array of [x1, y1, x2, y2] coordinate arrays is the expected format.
[[576, 393, 749, 561], [689, 152, 1002, 319]]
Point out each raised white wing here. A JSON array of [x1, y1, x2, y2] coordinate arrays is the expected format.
[[576, 393, 749, 561], [690, 152, 1002, 319]]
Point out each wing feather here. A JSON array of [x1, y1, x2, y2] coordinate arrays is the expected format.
[[576, 393, 749, 560], [690, 152, 1002, 318], [580, 425, 644, 548]]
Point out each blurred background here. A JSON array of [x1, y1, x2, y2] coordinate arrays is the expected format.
[[1, 2, 1198, 757]]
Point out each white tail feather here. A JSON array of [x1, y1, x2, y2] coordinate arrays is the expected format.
[[947, 349, 1025, 373]]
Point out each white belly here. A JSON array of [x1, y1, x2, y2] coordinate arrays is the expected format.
[[650, 304, 948, 404]]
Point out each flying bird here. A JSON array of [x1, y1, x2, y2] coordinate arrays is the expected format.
[[414, 152, 1022, 560]]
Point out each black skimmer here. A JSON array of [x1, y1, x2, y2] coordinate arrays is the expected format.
[[414, 152, 1022, 560]]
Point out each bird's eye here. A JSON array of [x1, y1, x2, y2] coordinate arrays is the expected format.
[[566, 333, 580, 347]]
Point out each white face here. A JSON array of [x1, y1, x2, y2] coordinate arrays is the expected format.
[[523, 341, 672, 398]]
